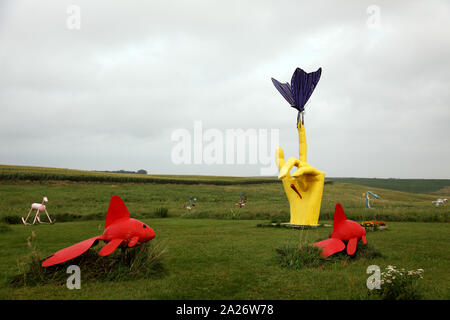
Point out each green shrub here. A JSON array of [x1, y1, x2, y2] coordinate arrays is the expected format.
[[153, 207, 169, 218], [276, 243, 323, 269], [228, 209, 241, 220], [349, 243, 382, 260], [277, 241, 382, 270], [0, 215, 22, 224]]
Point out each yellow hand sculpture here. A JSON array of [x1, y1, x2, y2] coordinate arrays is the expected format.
[[276, 122, 325, 226]]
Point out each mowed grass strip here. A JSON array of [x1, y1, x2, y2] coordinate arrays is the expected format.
[[0, 219, 448, 299]]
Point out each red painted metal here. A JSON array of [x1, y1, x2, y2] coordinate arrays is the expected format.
[[314, 203, 367, 258], [41, 196, 155, 267]]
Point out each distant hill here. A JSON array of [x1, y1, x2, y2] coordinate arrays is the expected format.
[[328, 177, 450, 194]]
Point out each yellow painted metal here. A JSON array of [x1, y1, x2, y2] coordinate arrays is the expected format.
[[276, 122, 325, 225]]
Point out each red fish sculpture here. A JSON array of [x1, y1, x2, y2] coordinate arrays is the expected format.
[[42, 195, 156, 267], [314, 203, 367, 257]]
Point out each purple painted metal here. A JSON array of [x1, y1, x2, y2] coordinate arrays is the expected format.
[[271, 67, 322, 112]]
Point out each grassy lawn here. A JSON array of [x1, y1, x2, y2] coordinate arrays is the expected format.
[[0, 218, 448, 299], [0, 166, 448, 300]]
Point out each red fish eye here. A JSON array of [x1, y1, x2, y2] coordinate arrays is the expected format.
[[143, 224, 147, 228]]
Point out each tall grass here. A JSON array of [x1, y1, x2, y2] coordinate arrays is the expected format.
[[153, 207, 169, 218], [9, 233, 167, 287], [276, 241, 382, 270]]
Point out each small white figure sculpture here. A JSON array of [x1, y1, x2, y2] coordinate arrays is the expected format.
[[432, 198, 448, 207], [22, 196, 53, 225]]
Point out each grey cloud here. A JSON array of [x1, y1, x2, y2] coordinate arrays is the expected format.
[[0, 0, 449, 178]]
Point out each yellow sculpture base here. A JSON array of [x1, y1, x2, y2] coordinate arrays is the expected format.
[[280, 223, 321, 229]]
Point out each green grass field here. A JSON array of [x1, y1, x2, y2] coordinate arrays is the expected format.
[[1, 219, 449, 299], [1, 178, 448, 223], [0, 165, 449, 299]]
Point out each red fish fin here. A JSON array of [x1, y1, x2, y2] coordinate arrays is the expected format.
[[362, 235, 367, 244], [128, 236, 139, 248], [333, 203, 347, 227], [105, 196, 130, 228], [347, 238, 358, 255], [99, 238, 123, 256], [42, 236, 101, 267], [314, 238, 345, 257]]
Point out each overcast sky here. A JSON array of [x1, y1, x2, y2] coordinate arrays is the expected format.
[[0, 0, 449, 178]]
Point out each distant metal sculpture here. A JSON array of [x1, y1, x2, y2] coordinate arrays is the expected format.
[[364, 191, 379, 209], [272, 67, 325, 226], [182, 196, 197, 212], [432, 198, 448, 207], [22, 196, 53, 225], [235, 192, 247, 208], [314, 203, 367, 257], [42, 195, 155, 267]]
